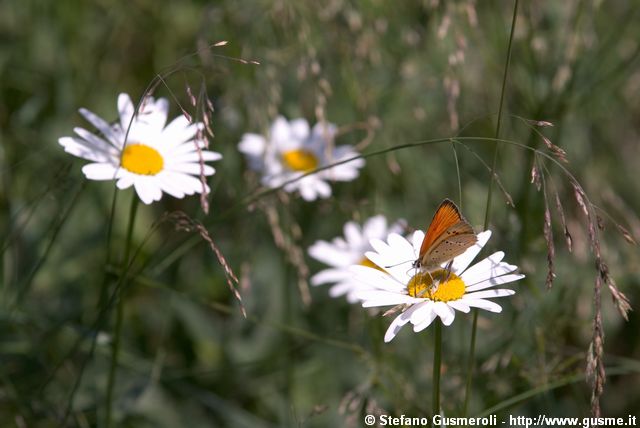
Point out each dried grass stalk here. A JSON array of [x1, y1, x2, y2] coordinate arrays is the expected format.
[[530, 159, 542, 191], [543, 196, 556, 289], [542, 136, 568, 163], [262, 197, 312, 306], [554, 191, 573, 252], [166, 211, 245, 317]]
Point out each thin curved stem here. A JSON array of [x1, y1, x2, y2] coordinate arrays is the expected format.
[[483, 0, 519, 230], [153, 133, 580, 282]]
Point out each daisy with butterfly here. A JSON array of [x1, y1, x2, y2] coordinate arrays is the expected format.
[[351, 199, 524, 342]]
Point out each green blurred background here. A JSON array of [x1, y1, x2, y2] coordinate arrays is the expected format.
[[1, 0, 639, 426]]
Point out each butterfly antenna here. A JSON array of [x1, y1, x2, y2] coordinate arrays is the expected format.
[[384, 259, 413, 269]]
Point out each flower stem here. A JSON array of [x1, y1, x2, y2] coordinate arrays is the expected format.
[[99, 188, 120, 308], [432, 319, 442, 426], [105, 192, 139, 428], [465, 0, 519, 417], [462, 310, 479, 415]]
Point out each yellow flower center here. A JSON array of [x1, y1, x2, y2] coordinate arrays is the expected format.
[[407, 269, 466, 302], [121, 144, 164, 175], [282, 149, 318, 172], [359, 257, 384, 272]]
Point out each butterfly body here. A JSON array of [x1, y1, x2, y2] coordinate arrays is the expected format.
[[414, 199, 477, 272]]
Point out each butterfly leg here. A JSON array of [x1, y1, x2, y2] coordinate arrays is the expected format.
[[420, 270, 438, 298], [443, 260, 454, 282]]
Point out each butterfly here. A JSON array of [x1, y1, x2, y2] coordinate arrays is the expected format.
[[412, 199, 477, 273]]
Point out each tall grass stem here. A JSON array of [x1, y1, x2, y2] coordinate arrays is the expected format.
[[464, 0, 520, 417]]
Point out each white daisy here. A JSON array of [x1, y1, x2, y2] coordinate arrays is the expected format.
[[238, 116, 365, 201], [352, 230, 524, 342], [59, 93, 222, 204], [308, 215, 406, 303]]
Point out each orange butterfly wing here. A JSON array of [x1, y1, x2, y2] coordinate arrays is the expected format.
[[419, 199, 467, 257]]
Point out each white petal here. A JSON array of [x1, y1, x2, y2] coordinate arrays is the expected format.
[[387, 233, 414, 256], [321, 161, 364, 181], [142, 97, 169, 130], [278, 174, 298, 191], [116, 174, 135, 189], [82, 163, 119, 180], [289, 118, 310, 142], [167, 162, 215, 176], [433, 302, 456, 326], [308, 241, 357, 267], [461, 252, 518, 285], [447, 300, 471, 313], [78, 108, 123, 147], [163, 172, 202, 195], [170, 151, 222, 164], [238, 133, 267, 156], [412, 231, 425, 255], [118, 93, 135, 131], [464, 274, 525, 292], [73, 127, 120, 152], [464, 289, 515, 300], [369, 238, 391, 256], [344, 221, 363, 248], [156, 174, 187, 199], [412, 308, 438, 332], [125, 124, 152, 145], [126, 96, 171, 135], [373, 233, 414, 263], [59, 136, 116, 163], [314, 179, 332, 198], [409, 301, 435, 324], [162, 116, 200, 145], [463, 298, 503, 313], [168, 139, 207, 156], [461, 251, 504, 277], [272, 117, 300, 150], [331, 144, 357, 158], [347, 265, 392, 282], [298, 180, 317, 201], [363, 215, 387, 240], [147, 181, 163, 202], [310, 121, 337, 143], [310, 268, 350, 285], [157, 172, 191, 193], [364, 248, 414, 284], [345, 289, 364, 303], [333, 236, 350, 250], [449, 230, 492, 275], [358, 291, 420, 307], [409, 301, 444, 331], [328, 281, 358, 298], [133, 178, 161, 204], [350, 265, 403, 291], [463, 261, 519, 288], [384, 306, 421, 343], [320, 147, 364, 168]]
